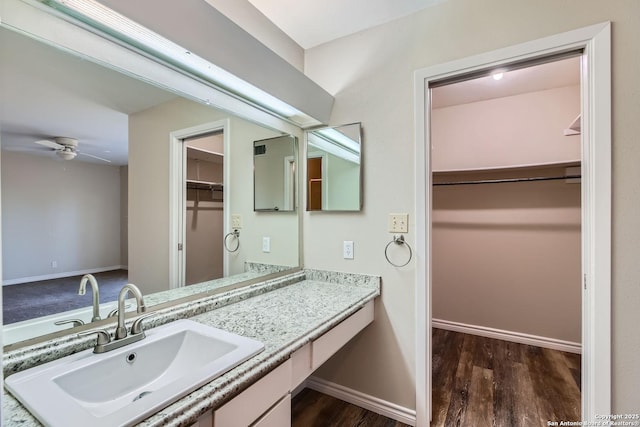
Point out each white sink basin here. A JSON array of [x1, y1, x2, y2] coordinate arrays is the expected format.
[[5, 319, 264, 427]]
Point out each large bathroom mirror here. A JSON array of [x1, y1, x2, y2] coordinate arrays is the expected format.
[[306, 123, 363, 211], [254, 135, 297, 212], [1, 8, 301, 348]]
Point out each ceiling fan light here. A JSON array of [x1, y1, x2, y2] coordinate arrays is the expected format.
[[57, 150, 77, 160]]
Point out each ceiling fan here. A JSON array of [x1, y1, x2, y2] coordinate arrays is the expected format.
[[34, 137, 111, 163]]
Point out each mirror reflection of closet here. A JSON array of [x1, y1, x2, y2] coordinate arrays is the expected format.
[[253, 135, 297, 212], [184, 132, 224, 285], [306, 123, 362, 212]]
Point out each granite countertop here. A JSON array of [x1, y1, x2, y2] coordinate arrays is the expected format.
[[2, 269, 380, 427]]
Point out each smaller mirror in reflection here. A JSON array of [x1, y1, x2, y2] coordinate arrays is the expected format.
[[253, 135, 297, 212], [306, 123, 362, 211]]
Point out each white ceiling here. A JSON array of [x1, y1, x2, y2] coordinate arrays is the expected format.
[[0, 28, 176, 165], [432, 57, 581, 108], [247, 0, 446, 49]]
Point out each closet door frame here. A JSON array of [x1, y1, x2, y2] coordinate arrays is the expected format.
[[413, 22, 611, 426], [169, 119, 230, 289]]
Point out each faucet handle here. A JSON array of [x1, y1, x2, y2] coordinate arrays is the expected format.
[[55, 319, 85, 328], [131, 314, 154, 335], [79, 329, 114, 354], [79, 329, 111, 345]]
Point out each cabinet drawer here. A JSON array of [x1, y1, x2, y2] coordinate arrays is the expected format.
[[252, 394, 291, 427], [214, 359, 292, 427], [311, 300, 374, 370]]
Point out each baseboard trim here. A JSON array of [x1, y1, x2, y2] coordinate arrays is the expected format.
[[432, 318, 582, 354], [304, 376, 417, 426], [3, 265, 127, 286]]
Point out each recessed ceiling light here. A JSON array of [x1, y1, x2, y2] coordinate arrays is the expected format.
[[492, 72, 504, 81]]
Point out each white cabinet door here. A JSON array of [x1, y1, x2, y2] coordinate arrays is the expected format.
[[214, 359, 292, 427]]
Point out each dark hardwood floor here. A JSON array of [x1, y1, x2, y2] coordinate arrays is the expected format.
[[292, 388, 410, 427], [292, 329, 581, 427], [431, 328, 581, 427]]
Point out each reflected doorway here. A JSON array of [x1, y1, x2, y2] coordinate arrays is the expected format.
[[182, 131, 225, 286], [307, 157, 323, 210], [169, 119, 230, 290]]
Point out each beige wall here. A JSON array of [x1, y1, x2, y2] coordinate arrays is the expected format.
[[431, 85, 581, 343], [227, 128, 300, 272], [432, 85, 581, 171], [325, 153, 360, 210], [1, 151, 122, 281], [305, 0, 640, 412], [433, 170, 581, 343], [129, 97, 298, 294]]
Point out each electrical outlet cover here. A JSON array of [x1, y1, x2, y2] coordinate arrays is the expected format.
[[388, 213, 409, 233], [231, 214, 242, 229], [343, 241, 354, 259]]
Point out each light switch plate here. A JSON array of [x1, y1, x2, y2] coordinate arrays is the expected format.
[[262, 237, 271, 253], [388, 213, 409, 233], [343, 241, 354, 259], [231, 214, 242, 229]]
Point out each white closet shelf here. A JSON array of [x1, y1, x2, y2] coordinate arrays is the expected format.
[[564, 114, 581, 136], [186, 146, 223, 163], [186, 179, 223, 191], [433, 161, 581, 186], [433, 160, 581, 175]]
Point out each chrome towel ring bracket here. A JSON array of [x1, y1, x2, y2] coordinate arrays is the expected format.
[[224, 229, 240, 252], [384, 235, 413, 267]]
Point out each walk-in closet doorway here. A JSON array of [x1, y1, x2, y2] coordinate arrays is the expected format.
[[429, 55, 582, 425], [413, 23, 611, 427]]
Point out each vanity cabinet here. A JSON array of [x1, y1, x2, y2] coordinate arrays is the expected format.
[[213, 359, 292, 427], [191, 300, 375, 427], [252, 394, 291, 427]]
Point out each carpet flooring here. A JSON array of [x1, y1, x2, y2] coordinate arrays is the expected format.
[[3, 269, 128, 324]]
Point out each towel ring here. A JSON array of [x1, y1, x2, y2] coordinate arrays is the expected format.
[[224, 229, 240, 253], [384, 235, 413, 267]]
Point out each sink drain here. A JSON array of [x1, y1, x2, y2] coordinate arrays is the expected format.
[[133, 391, 153, 402]]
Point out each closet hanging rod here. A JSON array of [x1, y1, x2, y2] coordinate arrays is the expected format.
[[186, 181, 224, 191], [433, 174, 581, 186]]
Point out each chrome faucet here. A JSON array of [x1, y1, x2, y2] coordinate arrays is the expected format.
[[115, 283, 146, 339], [82, 283, 149, 354], [78, 274, 101, 322]]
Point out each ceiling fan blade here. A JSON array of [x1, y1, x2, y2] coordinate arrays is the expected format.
[[4, 146, 44, 152], [34, 139, 64, 149], [79, 152, 111, 163]]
